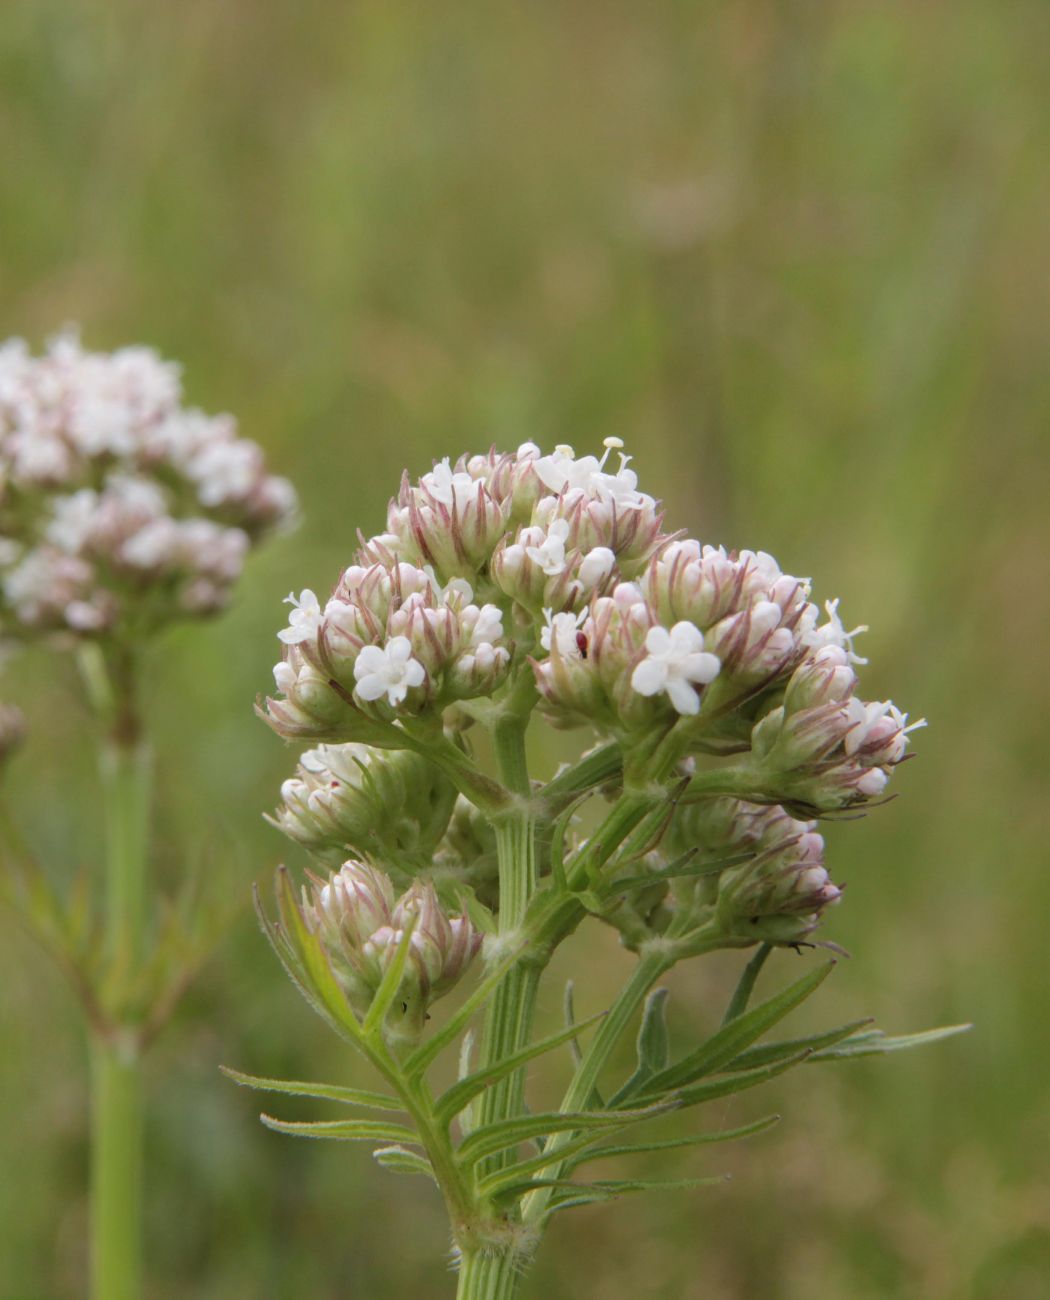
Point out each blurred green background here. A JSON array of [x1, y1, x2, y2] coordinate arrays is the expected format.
[[2, 0, 1048, 1296]]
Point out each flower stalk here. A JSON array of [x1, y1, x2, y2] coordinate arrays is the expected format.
[[91, 674, 151, 1300]]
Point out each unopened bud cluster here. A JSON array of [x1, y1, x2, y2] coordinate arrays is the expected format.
[[0, 331, 295, 641], [300, 861, 482, 1038]]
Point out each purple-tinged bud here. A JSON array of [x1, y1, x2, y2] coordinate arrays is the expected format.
[[269, 743, 457, 869], [713, 829, 842, 946]]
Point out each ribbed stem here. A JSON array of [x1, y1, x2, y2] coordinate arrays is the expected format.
[[456, 1248, 521, 1300], [474, 718, 540, 1178], [522, 950, 672, 1226], [90, 724, 151, 1300]]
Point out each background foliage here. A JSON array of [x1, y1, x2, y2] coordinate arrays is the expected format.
[[1, 1, 1047, 1296]]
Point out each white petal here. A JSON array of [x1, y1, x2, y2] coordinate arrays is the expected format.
[[631, 659, 667, 697], [666, 677, 701, 715], [354, 673, 388, 701], [669, 621, 704, 654], [644, 625, 671, 655], [680, 651, 721, 684]]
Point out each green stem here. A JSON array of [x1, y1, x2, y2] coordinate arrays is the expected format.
[[456, 1247, 521, 1300], [90, 683, 151, 1300], [474, 717, 540, 1179], [90, 1035, 144, 1300], [522, 949, 673, 1226]]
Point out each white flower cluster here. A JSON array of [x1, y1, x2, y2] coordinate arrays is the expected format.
[[0, 331, 296, 639], [265, 439, 917, 810]]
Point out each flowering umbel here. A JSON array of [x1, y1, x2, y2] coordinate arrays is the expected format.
[[241, 436, 958, 1300], [0, 330, 296, 643]]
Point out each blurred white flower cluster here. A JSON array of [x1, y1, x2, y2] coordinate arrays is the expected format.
[[0, 331, 296, 640]]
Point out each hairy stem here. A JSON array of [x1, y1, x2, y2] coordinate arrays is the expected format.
[[456, 1247, 521, 1300]]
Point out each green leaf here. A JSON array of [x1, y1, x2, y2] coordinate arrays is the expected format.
[[435, 1010, 607, 1127], [723, 1019, 873, 1072], [669, 1050, 813, 1110], [259, 1114, 420, 1144], [722, 943, 773, 1024], [373, 1145, 435, 1180], [478, 1129, 622, 1200], [544, 1174, 726, 1215], [639, 960, 834, 1096], [563, 981, 583, 1069], [403, 940, 529, 1077], [608, 987, 670, 1107], [457, 1100, 677, 1168], [362, 910, 420, 1036], [571, 1114, 781, 1168], [220, 1066, 403, 1112], [265, 872, 365, 1045], [610, 850, 753, 895], [808, 1023, 972, 1061]]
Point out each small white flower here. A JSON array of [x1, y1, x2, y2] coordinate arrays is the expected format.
[[421, 458, 481, 510], [353, 637, 426, 706], [630, 621, 721, 715], [541, 608, 586, 657], [525, 519, 571, 576], [803, 598, 869, 665], [279, 590, 324, 645]]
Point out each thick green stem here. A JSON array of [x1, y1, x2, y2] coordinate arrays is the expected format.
[[474, 718, 540, 1179], [91, 709, 151, 1300], [522, 949, 673, 1226], [90, 1035, 144, 1300], [456, 1248, 521, 1300]]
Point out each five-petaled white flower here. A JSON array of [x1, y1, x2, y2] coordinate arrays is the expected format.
[[541, 608, 587, 657], [525, 519, 571, 576], [353, 637, 426, 706], [630, 621, 720, 715], [278, 590, 324, 645]]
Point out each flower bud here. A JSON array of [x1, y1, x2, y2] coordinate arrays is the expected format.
[[713, 830, 842, 946], [297, 864, 482, 1040], [270, 743, 457, 869], [748, 664, 924, 812]]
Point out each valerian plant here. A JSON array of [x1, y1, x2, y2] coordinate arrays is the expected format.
[[237, 439, 966, 1299], [0, 331, 296, 1300]]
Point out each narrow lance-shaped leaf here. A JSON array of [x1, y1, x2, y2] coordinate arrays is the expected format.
[[373, 1145, 435, 1180], [458, 1100, 678, 1169], [721, 943, 773, 1025], [608, 987, 670, 1107], [435, 1010, 608, 1127], [667, 1050, 813, 1111], [570, 1114, 781, 1169], [563, 980, 583, 1069], [807, 1023, 972, 1062], [362, 910, 419, 1037], [260, 1114, 421, 1145], [639, 960, 834, 1096], [220, 1066, 404, 1112], [722, 1019, 873, 1073]]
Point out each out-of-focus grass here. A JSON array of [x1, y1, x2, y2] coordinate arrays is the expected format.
[[1, 1, 1048, 1296]]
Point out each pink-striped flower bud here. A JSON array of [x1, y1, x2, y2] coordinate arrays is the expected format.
[[298, 864, 482, 1039], [749, 667, 925, 811], [713, 829, 842, 946], [270, 743, 457, 869]]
